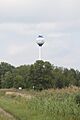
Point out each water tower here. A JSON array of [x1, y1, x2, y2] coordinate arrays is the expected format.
[[36, 35, 45, 60]]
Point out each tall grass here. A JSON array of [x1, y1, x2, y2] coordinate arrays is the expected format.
[[0, 111, 15, 120], [0, 115, 12, 120], [0, 88, 80, 120]]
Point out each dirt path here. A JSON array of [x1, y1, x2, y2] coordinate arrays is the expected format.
[[6, 91, 32, 99], [0, 107, 16, 120]]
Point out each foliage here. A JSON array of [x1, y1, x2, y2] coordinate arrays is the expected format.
[[29, 60, 53, 90], [0, 89, 80, 120], [0, 60, 80, 90], [0, 114, 15, 120], [75, 93, 80, 106]]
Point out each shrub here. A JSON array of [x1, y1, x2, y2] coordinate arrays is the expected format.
[[75, 93, 80, 106]]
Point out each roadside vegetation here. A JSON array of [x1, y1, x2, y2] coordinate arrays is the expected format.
[[0, 87, 80, 120], [0, 114, 13, 120], [0, 107, 15, 120]]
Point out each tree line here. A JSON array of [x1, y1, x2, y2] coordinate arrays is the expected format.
[[0, 60, 80, 90]]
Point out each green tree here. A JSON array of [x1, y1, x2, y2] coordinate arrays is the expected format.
[[29, 60, 53, 90], [13, 75, 24, 89], [15, 65, 30, 88], [0, 62, 15, 88], [53, 67, 65, 88], [1, 71, 14, 88], [75, 70, 80, 87]]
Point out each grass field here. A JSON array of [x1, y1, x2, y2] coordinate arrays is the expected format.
[[0, 114, 13, 120], [0, 87, 80, 120], [0, 107, 15, 120]]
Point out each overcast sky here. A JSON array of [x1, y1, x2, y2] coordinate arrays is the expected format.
[[0, 0, 80, 69]]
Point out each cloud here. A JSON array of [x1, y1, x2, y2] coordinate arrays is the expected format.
[[7, 44, 26, 56], [0, 0, 80, 23]]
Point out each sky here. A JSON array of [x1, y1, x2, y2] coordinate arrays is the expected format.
[[0, 0, 80, 70]]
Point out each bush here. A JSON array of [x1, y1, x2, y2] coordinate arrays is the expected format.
[[75, 93, 80, 106]]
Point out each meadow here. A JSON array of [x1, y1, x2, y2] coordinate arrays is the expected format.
[[0, 87, 80, 120]]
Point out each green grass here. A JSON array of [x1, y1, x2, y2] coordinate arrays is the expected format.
[[0, 110, 15, 120], [0, 88, 80, 120], [0, 115, 13, 120]]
